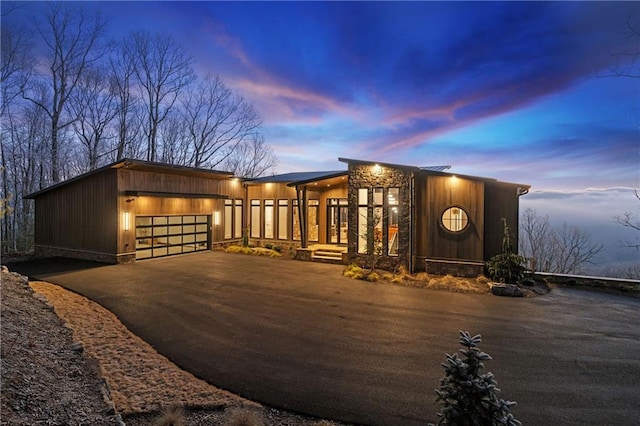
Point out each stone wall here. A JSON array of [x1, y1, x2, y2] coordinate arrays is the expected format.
[[424, 258, 485, 278], [535, 272, 640, 296], [346, 163, 412, 271]]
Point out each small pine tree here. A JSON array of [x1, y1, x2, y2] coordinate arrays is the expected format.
[[486, 218, 526, 284], [433, 331, 520, 426]]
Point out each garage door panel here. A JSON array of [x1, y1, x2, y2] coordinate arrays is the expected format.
[[136, 214, 210, 260]]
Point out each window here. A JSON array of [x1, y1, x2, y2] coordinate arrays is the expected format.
[[292, 200, 301, 241], [358, 187, 400, 256], [442, 206, 469, 232], [250, 200, 261, 238], [264, 200, 274, 239], [388, 188, 399, 256], [234, 200, 243, 238], [278, 199, 288, 239], [308, 200, 319, 242], [224, 200, 233, 239], [135, 215, 209, 259], [328, 198, 348, 244], [358, 189, 368, 254], [373, 188, 383, 255]]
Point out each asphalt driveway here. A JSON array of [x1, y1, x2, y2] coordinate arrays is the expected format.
[[8, 252, 640, 425]]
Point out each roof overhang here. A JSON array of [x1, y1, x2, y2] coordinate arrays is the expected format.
[[122, 190, 228, 199], [24, 158, 235, 199], [338, 157, 530, 191], [286, 171, 349, 188]]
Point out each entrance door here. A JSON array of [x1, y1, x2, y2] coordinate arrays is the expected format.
[[135, 214, 210, 260], [328, 198, 348, 244]]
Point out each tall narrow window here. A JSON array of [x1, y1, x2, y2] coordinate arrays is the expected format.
[[358, 188, 368, 254], [387, 188, 399, 256], [373, 188, 384, 255], [234, 199, 243, 238], [292, 200, 301, 241], [264, 200, 274, 239], [250, 200, 261, 238], [224, 199, 233, 239], [308, 200, 319, 242], [278, 199, 288, 239]]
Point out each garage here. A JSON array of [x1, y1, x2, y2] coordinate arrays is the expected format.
[[135, 214, 211, 260]]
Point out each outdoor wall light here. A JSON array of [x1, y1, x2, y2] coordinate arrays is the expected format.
[[214, 211, 220, 226], [123, 211, 130, 231], [373, 164, 382, 174]]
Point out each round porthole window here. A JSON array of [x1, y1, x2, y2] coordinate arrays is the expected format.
[[441, 206, 469, 232]]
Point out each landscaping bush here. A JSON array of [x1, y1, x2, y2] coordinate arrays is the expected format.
[[432, 331, 520, 426], [366, 271, 380, 282], [273, 245, 282, 253], [264, 243, 273, 250], [224, 245, 281, 257], [486, 219, 526, 284], [343, 264, 364, 280]]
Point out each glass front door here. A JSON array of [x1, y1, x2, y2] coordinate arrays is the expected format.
[[328, 199, 348, 244]]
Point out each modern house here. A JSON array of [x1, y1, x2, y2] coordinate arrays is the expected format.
[[26, 157, 529, 276]]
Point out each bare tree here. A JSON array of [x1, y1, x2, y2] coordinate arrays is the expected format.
[[69, 66, 118, 170], [181, 73, 262, 168], [221, 134, 278, 178], [127, 30, 194, 161], [614, 188, 640, 251], [550, 224, 604, 274], [21, 3, 107, 183], [108, 41, 140, 160], [1, 18, 32, 115], [605, 5, 640, 79], [520, 208, 603, 274], [519, 208, 553, 271], [157, 111, 190, 165]]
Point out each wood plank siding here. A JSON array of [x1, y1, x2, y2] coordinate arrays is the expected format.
[[117, 169, 244, 256], [33, 169, 118, 258], [415, 174, 485, 262], [483, 183, 521, 260]]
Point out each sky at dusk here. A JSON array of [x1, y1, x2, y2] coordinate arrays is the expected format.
[[5, 1, 639, 266]]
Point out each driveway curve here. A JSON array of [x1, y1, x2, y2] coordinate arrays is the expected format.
[[12, 252, 640, 425]]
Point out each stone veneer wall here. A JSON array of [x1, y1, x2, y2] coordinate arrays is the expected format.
[[347, 164, 412, 271], [424, 258, 485, 278]]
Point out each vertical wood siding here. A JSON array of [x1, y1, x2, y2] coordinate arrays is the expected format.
[[34, 169, 118, 254], [484, 183, 520, 260], [415, 174, 485, 261]]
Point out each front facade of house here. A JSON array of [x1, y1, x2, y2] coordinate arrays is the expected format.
[[26, 158, 529, 276]]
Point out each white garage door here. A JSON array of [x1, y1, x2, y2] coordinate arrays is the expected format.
[[135, 215, 210, 260]]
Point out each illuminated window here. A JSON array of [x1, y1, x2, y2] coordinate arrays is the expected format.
[[292, 200, 300, 241], [357, 189, 369, 254], [308, 200, 319, 242], [234, 200, 243, 238], [387, 188, 399, 256], [264, 200, 274, 239], [250, 200, 261, 238], [442, 206, 469, 232], [224, 199, 233, 239], [278, 199, 288, 239]]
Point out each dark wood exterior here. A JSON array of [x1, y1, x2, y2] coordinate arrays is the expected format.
[[27, 157, 528, 275], [27, 159, 242, 263], [31, 168, 119, 261], [415, 174, 485, 263], [483, 182, 522, 260]]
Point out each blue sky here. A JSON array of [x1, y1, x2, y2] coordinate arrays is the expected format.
[[66, 0, 638, 192], [6, 1, 639, 266]]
